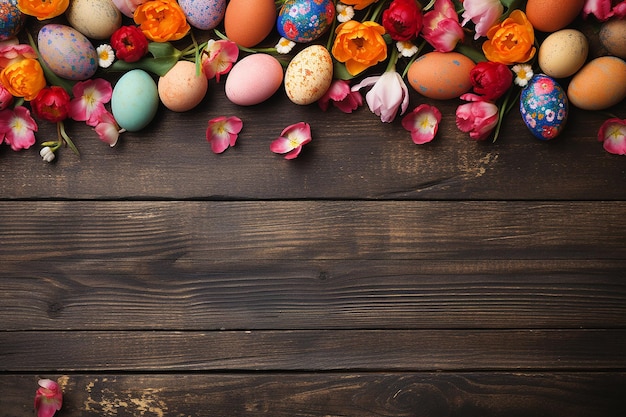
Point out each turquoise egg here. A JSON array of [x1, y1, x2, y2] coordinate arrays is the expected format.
[[179, 0, 226, 30], [520, 74, 568, 140], [277, 0, 335, 43], [111, 70, 159, 132], [37, 24, 98, 81], [0, 0, 25, 40]]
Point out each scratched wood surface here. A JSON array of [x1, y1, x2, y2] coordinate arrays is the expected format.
[[1, 13, 626, 417]]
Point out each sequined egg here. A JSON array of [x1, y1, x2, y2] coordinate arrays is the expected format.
[[179, 0, 226, 30], [37, 24, 98, 81], [0, 0, 25, 41], [277, 0, 335, 43], [520, 74, 568, 141]]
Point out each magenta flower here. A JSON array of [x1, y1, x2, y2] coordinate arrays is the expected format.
[[455, 93, 499, 141], [206, 115, 243, 154], [270, 122, 312, 159], [421, 0, 465, 52], [318, 79, 363, 113], [461, 0, 504, 39], [0, 105, 38, 151], [0, 84, 13, 110], [201, 39, 239, 82], [34, 378, 62, 417], [402, 104, 442, 144], [94, 111, 125, 147], [352, 71, 409, 123], [582, 0, 614, 20], [598, 118, 626, 155], [68, 79, 113, 127]]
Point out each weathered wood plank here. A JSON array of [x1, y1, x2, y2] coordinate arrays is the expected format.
[[2, 259, 624, 331], [2, 330, 624, 371], [1, 373, 624, 417]]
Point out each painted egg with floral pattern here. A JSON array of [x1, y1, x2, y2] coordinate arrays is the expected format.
[[520, 74, 568, 140], [277, 0, 335, 43], [37, 24, 98, 81], [0, 0, 25, 41], [179, 0, 226, 30]]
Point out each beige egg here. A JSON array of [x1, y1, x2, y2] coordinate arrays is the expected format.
[[600, 19, 626, 59], [538, 29, 588, 78], [158, 61, 208, 112], [66, 0, 122, 40], [284, 45, 333, 105]]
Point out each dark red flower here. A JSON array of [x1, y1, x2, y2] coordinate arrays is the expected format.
[[110, 25, 149, 63], [31, 86, 70, 123], [382, 0, 423, 41], [470, 61, 513, 101]]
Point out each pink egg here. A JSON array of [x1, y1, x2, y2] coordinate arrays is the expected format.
[[225, 54, 284, 106]]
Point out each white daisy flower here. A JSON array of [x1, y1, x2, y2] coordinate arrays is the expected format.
[[512, 64, 533, 87], [336, 4, 355, 22], [275, 37, 296, 54], [396, 41, 419, 58], [97, 44, 115, 68]]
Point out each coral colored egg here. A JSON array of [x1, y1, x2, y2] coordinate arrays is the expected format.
[[179, 0, 226, 30], [525, 0, 585, 32], [112, 69, 159, 132], [407, 52, 475, 100], [520, 74, 568, 140], [0, 0, 25, 41], [225, 54, 284, 106], [284, 45, 333, 105], [224, 0, 276, 48], [158, 61, 208, 112], [37, 24, 98, 81], [277, 0, 335, 43], [567, 56, 626, 111]]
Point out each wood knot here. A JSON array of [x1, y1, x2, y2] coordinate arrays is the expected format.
[[318, 271, 329, 281], [47, 302, 64, 318]]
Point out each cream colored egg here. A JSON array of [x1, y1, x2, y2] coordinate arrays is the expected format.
[[538, 29, 588, 78], [66, 0, 122, 40], [284, 45, 333, 105]]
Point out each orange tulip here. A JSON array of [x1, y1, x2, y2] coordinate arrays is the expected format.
[[0, 58, 46, 101], [341, 0, 379, 10], [134, 0, 190, 42], [482, 10, 536, 65], [332, 20, 387, 76], [17, 0, 69, 20]]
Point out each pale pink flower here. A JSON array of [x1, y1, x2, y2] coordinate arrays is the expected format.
[[34, 379, 62, 417], [206, 115, 243, 154], [270, 122, 312, 159], [0, 84, 13, 110], [401, 104, 442, 144], [455, 93, 499, 141], [0, 43, 37, 70], [352, 71, 409, 123], [68, 79, 113, 127], [94, 111, 125, 147], [582, 0, 614, 20], [598, 118, 626, 155], [111, 0, 148, 17], [201, 39, 239, 82], [318, 79, 363, 113], [421, 0, 464, 52], [0, 105, 38, 151], [461, 0, 504, 39]]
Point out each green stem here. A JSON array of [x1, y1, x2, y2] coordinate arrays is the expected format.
[[58, 121, 80, 156]]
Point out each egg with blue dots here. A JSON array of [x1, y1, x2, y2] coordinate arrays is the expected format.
[[178, 0, 226, 30], [37, 24, 98, 81], [520, 74, 568, 141]]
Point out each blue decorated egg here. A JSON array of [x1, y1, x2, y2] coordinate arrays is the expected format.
[[520, 74, 568, 140], [37, 24, 98, 81], [277, 0, 335, 43], [0, 0, 25, 41], [179, 0, 226, 30]]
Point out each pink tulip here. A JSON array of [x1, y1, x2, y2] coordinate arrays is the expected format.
[[69, 79, 113, 127], [421, 0, 464, 52], [0, 105, 38, 151], [597, 118, 626, 155], [94, 111, 125, 147], [34, 379, 62, 417], [402, 104, 442, 144], [201, 39, 239, 82], [352, 71, 409, 123], [461, 0, 504, 39], [318, 80, 363, 113], [582, 0, 614, 20], [455, 93, 499, 141]]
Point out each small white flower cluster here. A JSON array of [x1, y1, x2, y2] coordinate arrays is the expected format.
[[39, 146, 55, 163]]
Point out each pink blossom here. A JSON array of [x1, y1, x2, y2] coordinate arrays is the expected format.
[[0, 105, 38, 151], [318, 79, 363, 113], [94, 111, 124, 147], [0, 43, 37, 70], [201, 39, 239, 82], [614, 0, 626, 17], [0, 84, 13, 110], [401, 104, 442, 144], [421, 0, 464, 52], [111, 0, 148, 17], [598, 117, 626, 155], [34, 379, 62, 417], [270, 122, 312, 159], [582, 0, 614, 20], [455, 93, 499, 141], [461, 0, 504, 39], [68, 79, 113, 127], [351, 71, 409, 123], [206, 115, 243, 154]]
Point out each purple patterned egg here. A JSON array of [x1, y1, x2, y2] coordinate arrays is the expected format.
[[179, 0, 226, 30], [0, 0, 25, 41], [37, 24, 98, 81], [520, 74, 568, 140], [277, 0, 335, 43]]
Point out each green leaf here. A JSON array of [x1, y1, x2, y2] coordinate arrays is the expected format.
[[106, 42, 183, 76], [455, 44, 487, 63], [333, 61, 354, 81]]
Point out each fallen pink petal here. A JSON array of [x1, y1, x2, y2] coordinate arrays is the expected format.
[[598, 117, 626, 155], [402, 104, 442, 144], [206, 116, 243, 154], [34, 378, 62, 417], [0, 105, 38, 151], [270, 122, 312, 159]]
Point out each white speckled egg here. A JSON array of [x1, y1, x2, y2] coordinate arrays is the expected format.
[[284, 45, 333, 105], [0, 0, 25, 41], [179, 0, 226, 30], [38, 24, 98, 81], [111, 69, 160, 132], [66, 0, 122, 40], [225, 53, 284, 106]]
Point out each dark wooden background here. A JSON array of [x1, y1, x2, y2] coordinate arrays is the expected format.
[[1, 14, 626, 417]]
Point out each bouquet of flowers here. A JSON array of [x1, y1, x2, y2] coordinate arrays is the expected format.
[[0, 0, 624, 163]]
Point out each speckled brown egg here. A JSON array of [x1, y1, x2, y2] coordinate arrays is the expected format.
[[284, 45, 333, 105], [407, 51, 475, 100], [600, 19, 626, 59]]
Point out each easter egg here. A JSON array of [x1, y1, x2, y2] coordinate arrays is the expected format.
[[179, 0, 226, 30], [284, 44, 333, 105], [111, 69, 159, 132], [525, 0, 585, 32], [37, 24, 98, 81], [277, 0, 335, 43], [225, 53, 284, 106], [158, 61, 208, 112], [567, 56, 626, 111], [520, 74, 568, 140], [538, 29, 588, 78], [0, 0, 25, 41], [224, 0, 276, 48], [66, 0, 122, 39], [407, 51, 475, 100], [600, 19, 626, 60]]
